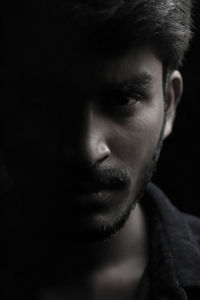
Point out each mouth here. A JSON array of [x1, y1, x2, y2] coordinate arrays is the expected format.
[[71, 188, 119, 213], [65, 174, 128, 193], [56, 166, 130, 211], [61, 181, 124, 212]]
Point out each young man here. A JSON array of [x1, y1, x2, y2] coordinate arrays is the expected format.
[[2, 0, 200, 299]]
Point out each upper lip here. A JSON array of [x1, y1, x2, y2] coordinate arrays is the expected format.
[[59, 168, 129, 194]]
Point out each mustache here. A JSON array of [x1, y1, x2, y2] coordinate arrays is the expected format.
[[57, 165, 131, 192]]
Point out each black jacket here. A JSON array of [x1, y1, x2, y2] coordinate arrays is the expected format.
[[142, 183, 200, 300]]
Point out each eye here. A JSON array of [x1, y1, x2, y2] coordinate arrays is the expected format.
[[110, 93, 142, 106]]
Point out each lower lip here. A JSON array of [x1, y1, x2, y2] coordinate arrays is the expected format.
[[72, 189, 115, 209]]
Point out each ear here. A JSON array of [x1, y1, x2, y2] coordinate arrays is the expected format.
[[163, 70, 183, 139]]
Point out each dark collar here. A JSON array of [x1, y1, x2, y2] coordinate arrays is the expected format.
[[142, 183, 200, 299]]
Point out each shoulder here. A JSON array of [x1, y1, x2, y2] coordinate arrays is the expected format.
[[143, 182, 200, 299], [145, 182, 200, 248], [181, 211, 200, 242]]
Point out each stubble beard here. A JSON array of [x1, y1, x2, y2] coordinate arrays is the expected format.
[[82, 133, 164, 243], [93, 110, 166, 242], [64, 119, 165, 244]]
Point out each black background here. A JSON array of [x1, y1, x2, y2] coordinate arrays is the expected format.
[[153, 1, 200, 216]]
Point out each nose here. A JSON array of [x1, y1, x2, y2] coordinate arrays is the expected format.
[[63, 108, 111, 167]]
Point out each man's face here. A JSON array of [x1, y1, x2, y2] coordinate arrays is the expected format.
[[2, 46, 168, 242]]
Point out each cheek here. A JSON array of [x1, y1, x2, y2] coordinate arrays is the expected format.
[[108, 100, 165, 172]]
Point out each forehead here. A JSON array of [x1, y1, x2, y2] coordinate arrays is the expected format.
[[98, 47, 162, 85], [6, 43, 162, 102], [44, 46, 162, 92]]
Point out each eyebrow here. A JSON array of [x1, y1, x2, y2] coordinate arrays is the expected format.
[[107, 72, 154, 92]]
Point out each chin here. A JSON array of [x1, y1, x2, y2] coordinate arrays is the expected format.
[[44, 189, 137, 245], [67, 172, 156, 244], [48, 215, 129, 245]]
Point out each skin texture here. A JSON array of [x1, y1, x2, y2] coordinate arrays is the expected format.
[[3, 46, 183, 299]]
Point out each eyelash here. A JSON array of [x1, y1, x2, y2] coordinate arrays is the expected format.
[[113, 93, 143, 106], [106, 92, 143, 113]]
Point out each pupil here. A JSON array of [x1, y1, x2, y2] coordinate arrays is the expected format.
[[117, 95, 129, 105]]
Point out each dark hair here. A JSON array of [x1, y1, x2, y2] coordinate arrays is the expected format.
[[44, 0, 194, 71], [1, 0, 193, 82]]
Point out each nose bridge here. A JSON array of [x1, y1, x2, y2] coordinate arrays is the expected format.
[[64, 104, 111, 166], [87, 107, 99, 142], [80, 106, 111, 166]]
